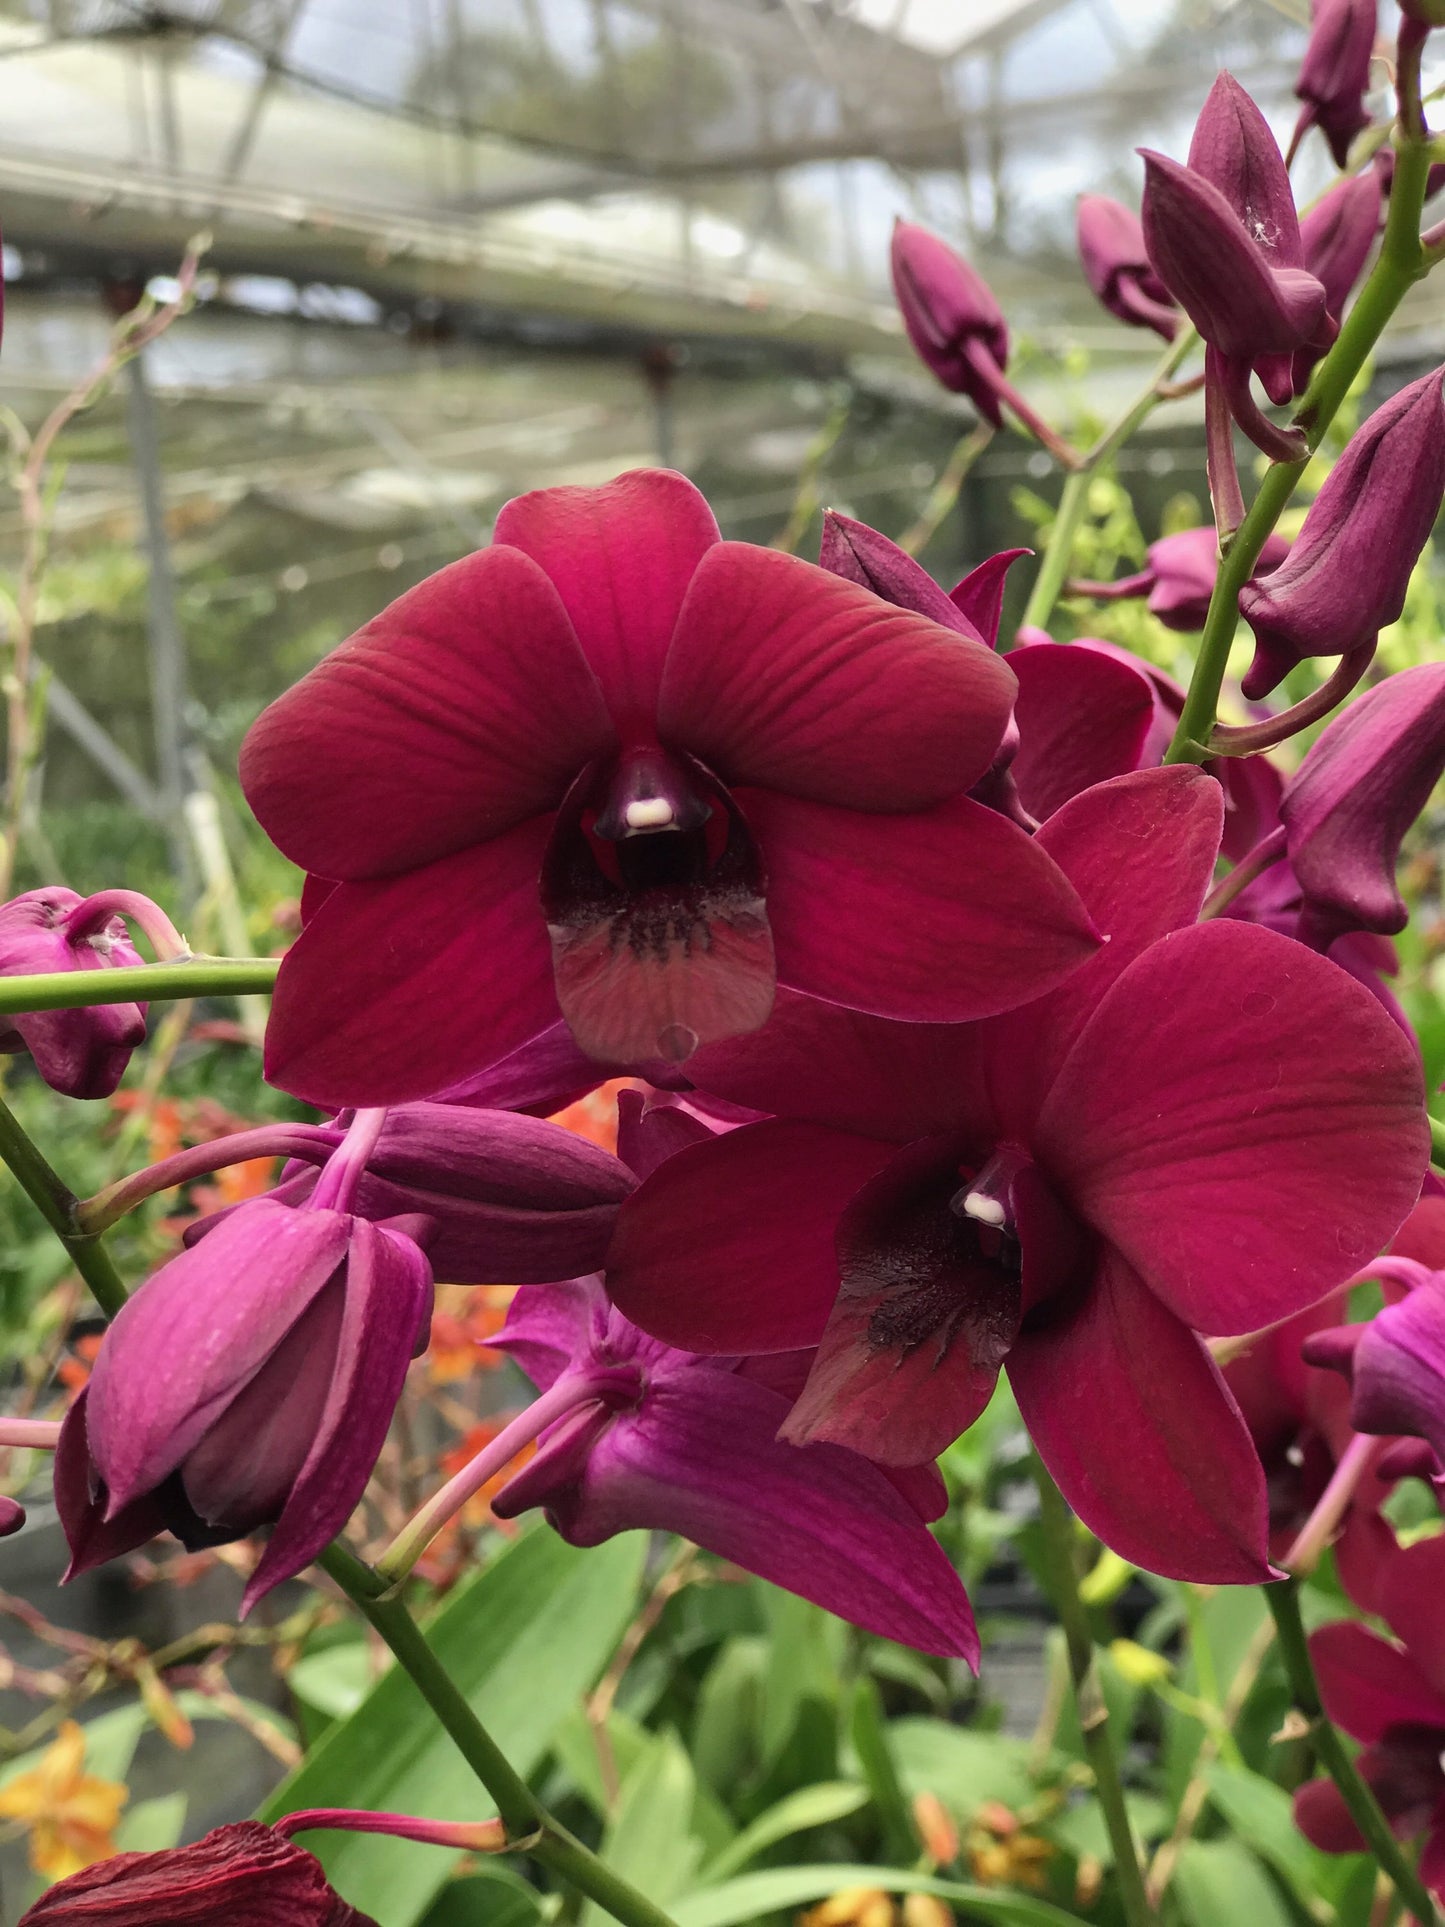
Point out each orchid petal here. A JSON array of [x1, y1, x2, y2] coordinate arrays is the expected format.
[[55, 1393, 169, 1579], [240, 545, 614, 881], [492, 1278, 612, 1393], [1379, 1536, 1445, 1703], [1007, 643, 1160, 820], [493, 468, 720, 732], [747, 788, 1098, 1022], [1310, 1620, 1445, 1742], [1293, 1777, 1366, 1853], [605, 1118, 894, 1353], [1009, 1248, 1273, 1582], [659, 543, 1016, 809], [1036, 919, 1428, 1334], [508, 1367, 979, 1660], [265, 819, 560, 1108], [245, 1222, 432, 1610], [949, 549, 1030, 649]]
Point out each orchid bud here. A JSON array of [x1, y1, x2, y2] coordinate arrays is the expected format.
[[890, 220, 1010, 426], [1238, 366, 1445, 698], [17, 1820, 377, 1924], [59, 1191, 432, 1613], [1279, 661, 1445, 946], [818, 511, 986, 640], [1302, 1270, 1445, 1467], [1399, 0, 1445, 26], [0, 1496, 23, 1536], [1291, 0, 1378, 169], [0, 889, 148, 1098], [1074, 526, 1290, 633], [1291, 168, 1382, 389], [1076, 195, 1179, 339]]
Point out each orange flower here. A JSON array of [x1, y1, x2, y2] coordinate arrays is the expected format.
[[799, 1889, 896, 1927], [0, 1721, 127, 1879], [548, 1079, 637, 1154]]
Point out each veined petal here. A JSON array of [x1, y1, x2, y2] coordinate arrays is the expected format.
[[244, 1223, 432, 1610], [749, 789, 1098, 1023], [55, 1392, 169, 1579], [86, 1202, 352, 1510], [605, 1119, 894, 1353], [239, 545, 614, 881], [1379, 1536, 1445, 1703], [1007, 643, 1160, 821], [1009, 1248, 1273, 1582], [264, 820, 560, 1108], [492, 1277, 612, 1393], [521, 1367, 979, 1660], [1310, 1620, 1445, 1742], [1036, 919, 1428, 1335], [493, 468, 720, 733], [658, 544, 1016, 810]]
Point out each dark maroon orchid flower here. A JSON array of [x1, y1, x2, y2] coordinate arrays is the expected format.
[[1141, 75, 1332, 459], [1290, 0, 1378, 169], [17, 1820, 376, 1924], [1292, 167, 1382, 387], [58, 1120, 432, 1613], [605, 768, 1428, 1582], [1295, 1536, 1445, 1899], [242, 469, 1098, 1108], [479, 1273, 976, 1660], [1077, 194, 1179, 339], [1070, 527, 1290, 633], [1275, 661, 1445, 948], [184, 1100, 636, 1285], [0, 889, 149, 1099], [1304, 1257, 1445, 1470], [1239, 368, 1445, 699]]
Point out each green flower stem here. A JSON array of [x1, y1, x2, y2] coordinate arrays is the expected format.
[[1032, 1461, 1153, 1927], [0, 957, 279, 1014], [0, 1089, 128, 1315], [1165, 132, 1436, 765], [1429, 1112, 1445, 1171], [317, 1543, 681, 1927], [1264, 1578, 1439, 1925], [1018, 327, 1198, 636]]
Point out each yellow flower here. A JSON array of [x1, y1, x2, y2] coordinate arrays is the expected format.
[[0, 1720, 128, 1879], [799, 1888, 897, 1927]]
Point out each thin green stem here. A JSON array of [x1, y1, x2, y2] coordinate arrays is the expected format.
[[1429, 1112, 1445, 1170], [1019, 328, 1197, 636], [1264, 1579, 1439, 1925], [0, 1090, 128, 1315], [1165, 131, 1436, 765], [1033, 1462, 1153, 1927], [0, 957, 279, 1014], [318, 1544, 680, 1927]]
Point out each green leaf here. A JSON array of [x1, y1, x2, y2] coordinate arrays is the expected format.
[[262, 1526, 646, 1927], [691, 1637, 767, 1798], [549, 1704, 653, 1820], [288, 1641, 376, 1722], [672, 1865, 1085, 1927], [1174, 1838, 1296, 1927], [114, 1792, 187, 1854], [699, 1782, 869, 1882], [579, 1730, 702, 1927], [886, 1715, 1036, 1818], [419, 1862, 544, 1927], [1204, 1762, 1336, 1908], [1045, 1793, 1168, 1867], [850, 1677, 914, 1862]]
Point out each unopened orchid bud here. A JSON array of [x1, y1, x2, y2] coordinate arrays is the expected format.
[[1238, 367, 1445, 699], [890, 220, 1010, 425], [818, 511, 986, 640], [0, 1496, 23, 1536], [17, 1820, 377, 1924], [1073, 527, 1290, 633], [60, 1163, 432, 1612], [1292, 168, 1382, 387], [1290, 0, 1378, 169], [1279, 662, 1445, 946], [0, 889, 150, 1098], [1076, 195, 1178, 339]]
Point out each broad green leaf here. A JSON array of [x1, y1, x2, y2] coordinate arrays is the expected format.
[[672, 1864, 1084, 1927], [1204, 1762, 1336, 1907], [288, 1640, 376, 1722], [887, 1715, 1035, 1817], [579, 1730, 702, 1927], [419, 1862, 544, 1927], [691, 1637, 767, 1798], [114, 1792, 187, 1854], [1044, 1793, 1168, 1867], [1174, 1837, 1295, 1927], [262, 1527, 646, 1927], [850, 1677, 914, 1863], [699, 1782, 869, 1882], [550, 1704, 653, 1820]]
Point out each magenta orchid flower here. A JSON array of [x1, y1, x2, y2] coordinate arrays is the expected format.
[[58, 1116, 432, 1612], [1290, 0, 1378, 169], [1295, 1536, 1445, 1899], [604, 768, 1428, 1582], [0, 889, 151, 1099], [241, 469, 1098, 1108], [1076, 194, 1179, 339], [477, 1274, 977, 1660], [1071, 527, 1290, 634], [1304, 1257, 1445, 1470], [17, 1820, 377, 1925]]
